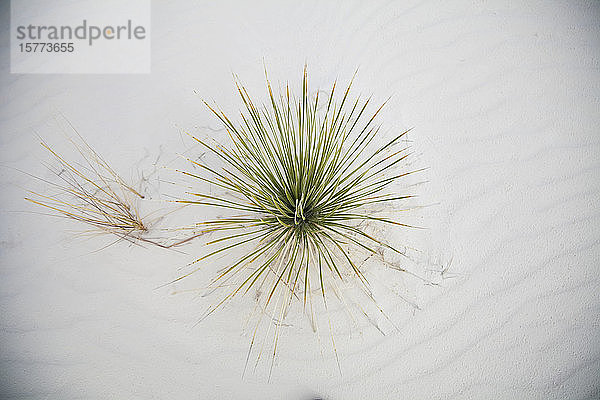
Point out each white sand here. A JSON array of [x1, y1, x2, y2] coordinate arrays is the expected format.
[[1, 1, 599, 399]]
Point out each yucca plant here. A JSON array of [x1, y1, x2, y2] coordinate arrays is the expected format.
[[25, 127, 197, 249], [175, 67, 424, 377]]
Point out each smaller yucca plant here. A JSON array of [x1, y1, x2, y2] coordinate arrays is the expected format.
[[176, 67, 425, 377], [25, 126, 194, 249]]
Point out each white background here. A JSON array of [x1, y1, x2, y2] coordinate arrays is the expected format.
[[1, 1, 599, 399]]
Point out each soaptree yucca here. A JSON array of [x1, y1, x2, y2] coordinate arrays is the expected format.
[[25, 126, 197, 249], [176, 67, 424, 377], [25, 131, 148, 245]]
